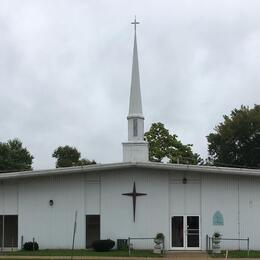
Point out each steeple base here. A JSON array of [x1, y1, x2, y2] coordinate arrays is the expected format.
[[122, 142, 149, 162]]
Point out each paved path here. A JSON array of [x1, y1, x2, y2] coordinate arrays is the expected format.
[[0, 252, 259, 260], [166, 251, 260, 260], [166, 251, 210, 259], [0, 257, 162, 260], [0, 252, 210, 260]]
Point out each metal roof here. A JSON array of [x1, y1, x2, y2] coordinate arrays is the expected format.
[[0, 162, 260, 180]]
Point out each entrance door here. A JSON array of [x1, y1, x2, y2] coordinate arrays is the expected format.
[[171, 216, 184, 249], [186, 216, 200, 248], [171, 215, 200, 250], [86, 215, 100, 248], [0, 215, 18, 248]]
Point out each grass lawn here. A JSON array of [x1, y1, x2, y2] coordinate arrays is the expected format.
[[2, 249, 160, 257], [210, 250, 260, 258]]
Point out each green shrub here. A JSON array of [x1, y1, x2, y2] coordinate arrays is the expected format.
[[155, 233, 164, 241], [92, 239, 115, 252], [23, 241, 39, 251]]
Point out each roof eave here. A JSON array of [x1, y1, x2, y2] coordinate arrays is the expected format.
[[0, 161, 260, 180]]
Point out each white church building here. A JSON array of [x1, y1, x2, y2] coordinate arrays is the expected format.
[[1, 20, 260, 251]]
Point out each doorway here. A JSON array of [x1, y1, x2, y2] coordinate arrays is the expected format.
[[86, 215, 100, 248], [0, 215, 18, 248], [171, 215, 200, 250]]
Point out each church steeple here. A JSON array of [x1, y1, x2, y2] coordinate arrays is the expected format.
[[122, 18, 149, 162], [128, 21, 143, 118]]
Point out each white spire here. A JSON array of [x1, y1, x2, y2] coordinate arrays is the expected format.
[[128, 29, 143, 117], [122, 17, 149, 162]]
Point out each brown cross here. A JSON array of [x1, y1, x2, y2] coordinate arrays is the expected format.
[[122, 182, 147, 222]]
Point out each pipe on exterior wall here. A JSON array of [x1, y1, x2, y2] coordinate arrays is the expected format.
[[237, 176, 241, 250], [1, 181, 5, 252]]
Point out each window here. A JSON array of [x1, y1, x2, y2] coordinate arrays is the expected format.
[[133, 119, 138, 137]]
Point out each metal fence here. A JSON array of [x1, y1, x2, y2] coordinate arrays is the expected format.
[[127, 237, 165, 256], [206, 235, 250, 256]]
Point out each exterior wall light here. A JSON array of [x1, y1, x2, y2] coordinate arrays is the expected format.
[[182, 177, 187, 184], [49, 200, 54, 206]]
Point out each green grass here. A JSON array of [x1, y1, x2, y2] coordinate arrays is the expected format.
[[2, 249, 160, 257], [210, 250, 259, 258]]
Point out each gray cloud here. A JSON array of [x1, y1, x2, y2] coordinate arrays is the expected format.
[[0, 0, 260, 169]]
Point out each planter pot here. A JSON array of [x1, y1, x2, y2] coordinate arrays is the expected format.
[[213, 246, 221, 254], [153, 244, 161, 254], [154, 239, 162, 245], [212, 238, 221, 254]]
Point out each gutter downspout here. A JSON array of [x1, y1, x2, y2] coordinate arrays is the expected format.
[[1, 181, 5, 252], [238, 176, 241, 250]]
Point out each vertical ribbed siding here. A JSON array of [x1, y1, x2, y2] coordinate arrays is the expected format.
[[238, 176, 260, 250], [100, 168, 169, 249], [169, 173, 201, 249], [201, 174, 240, 250], [18, 174, 85, 249], [85, 175, 101, 215]]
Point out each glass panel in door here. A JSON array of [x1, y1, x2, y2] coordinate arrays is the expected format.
[[171, 216, 184, 248], [187, 216, 199, 248]]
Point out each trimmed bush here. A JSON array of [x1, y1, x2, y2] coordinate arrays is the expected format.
[[92, 239, 115, 252], [23, 241, 39, 251]]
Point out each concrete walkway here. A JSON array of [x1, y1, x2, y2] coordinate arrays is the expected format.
[[0, 257, 162, 260], [0, 252, 259, 260], [0, 252, 210, 260], [166, 251, 210, 259], [166, 251, 260, 260]]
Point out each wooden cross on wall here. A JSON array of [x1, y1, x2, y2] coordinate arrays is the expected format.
[[122, 182, 147, 222]]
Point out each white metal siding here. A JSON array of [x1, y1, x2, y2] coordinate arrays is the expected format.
[[0, 181, 18, 215], [239, 176, 260, 250], [201, 175, 239, 250], [1, 167, 260, 251], [18, 175, 85, 249], [170, 175, 201, 216], [100, 169, 170, 249], [85, 175, 100, 214]]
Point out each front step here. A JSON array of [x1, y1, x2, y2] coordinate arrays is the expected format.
[[166, 251, 210, 259]]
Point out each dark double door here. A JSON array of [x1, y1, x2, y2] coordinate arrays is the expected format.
[[0, 215, 18, 248], [171, 215, 200, 249]]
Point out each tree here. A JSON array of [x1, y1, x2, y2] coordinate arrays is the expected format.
[[0, 139, 34, 172], [78, 158, 97, 166], [207, 105, 260, 168], [144, 122, 202, 165], [52, 145, 96, 168]]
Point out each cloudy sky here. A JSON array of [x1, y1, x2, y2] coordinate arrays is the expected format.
[[0, 0, 260, 169]]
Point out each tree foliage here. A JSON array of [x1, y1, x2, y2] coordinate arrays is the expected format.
[[52, 145, 96, 168], [77, 158, 97, 166], [207, 105, 260, 168], [0, 139, 34, 172], [144, 122, 201, 165]]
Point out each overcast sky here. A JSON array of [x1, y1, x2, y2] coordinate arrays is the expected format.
[[0, 0, 260, 169]]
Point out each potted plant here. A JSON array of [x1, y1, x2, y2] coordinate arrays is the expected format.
[[153, 233, 164, 254], [212, 232, 221, 254]]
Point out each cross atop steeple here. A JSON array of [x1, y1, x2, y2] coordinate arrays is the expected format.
[[131, 16, 140, 33]]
